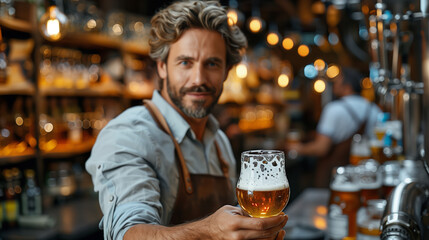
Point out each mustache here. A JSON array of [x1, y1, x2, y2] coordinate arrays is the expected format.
[[180, 85, 216, 94]]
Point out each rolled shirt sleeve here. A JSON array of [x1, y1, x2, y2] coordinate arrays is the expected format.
[[86, 108, 173, 240]]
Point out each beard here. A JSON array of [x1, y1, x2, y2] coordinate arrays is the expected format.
[[166, 76, 222, 119]]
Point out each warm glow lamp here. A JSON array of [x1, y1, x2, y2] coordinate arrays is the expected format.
[[247, 1, 265, 34], [39, 0, 68, 41]]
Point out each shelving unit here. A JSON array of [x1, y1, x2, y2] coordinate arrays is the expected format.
[[0, 1, 154, 195]]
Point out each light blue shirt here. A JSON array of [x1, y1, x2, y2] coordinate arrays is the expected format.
[[317, 95, 382, 144], [85, 90, 237, 240]]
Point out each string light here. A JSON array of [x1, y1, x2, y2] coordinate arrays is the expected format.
[[267, 32, 280, 46], [249, 16, 263, 33], [227, 9, 239, 26], [282, 37, 294, 50]]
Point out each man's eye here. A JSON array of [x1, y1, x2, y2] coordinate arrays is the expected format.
[[180, 61, 189, 66], [207, 62, 218, 67]]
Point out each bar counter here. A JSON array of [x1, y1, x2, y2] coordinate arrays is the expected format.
[[284, 188, 330, 240], [0, 197, 103, 240]]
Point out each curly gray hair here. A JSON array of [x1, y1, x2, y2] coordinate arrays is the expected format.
[[149, 0, 247, 69]]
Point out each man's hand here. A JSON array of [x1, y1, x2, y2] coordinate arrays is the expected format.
[[124, 205, 288, 240], [202, 205, 288, 240]]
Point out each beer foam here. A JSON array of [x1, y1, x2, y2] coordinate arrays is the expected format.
[[237, 151, 288, 190], [237, 182, 289, 191], [330, 182, 360, 192]]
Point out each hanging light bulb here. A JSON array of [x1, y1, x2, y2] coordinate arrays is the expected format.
[[248, 1, 265, 34], [227, 9, 239, 26], [39, 1, 68, 41], [227, 0, 244, 27], [266, 23, 280, 46]]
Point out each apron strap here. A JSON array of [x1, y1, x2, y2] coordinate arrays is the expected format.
[[144, 100, 194, 194]]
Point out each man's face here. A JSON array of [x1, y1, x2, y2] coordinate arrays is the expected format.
[[157, 28, 228, 119]]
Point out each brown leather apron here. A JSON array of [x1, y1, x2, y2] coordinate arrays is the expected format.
[[143, 100, 236, 225], [314, 100, 370, 188]]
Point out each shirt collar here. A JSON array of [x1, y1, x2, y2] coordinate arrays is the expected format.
[[151, 90, 220, 144]]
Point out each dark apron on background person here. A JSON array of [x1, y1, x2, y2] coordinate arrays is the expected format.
[[144, 100, 236, 225], [314, 100, 370, 188]]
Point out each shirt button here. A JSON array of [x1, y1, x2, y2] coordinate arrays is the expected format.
[[109, 195, 114, 202], [97, 165, 101, 169]]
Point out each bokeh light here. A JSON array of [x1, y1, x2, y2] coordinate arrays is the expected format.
[[282, 37, 294, 50], [314, 79, 326, 93], [298, 44, 310, 57], [278, 74, 289, 87]]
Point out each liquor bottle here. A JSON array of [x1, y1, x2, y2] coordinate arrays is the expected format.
[[21, 169, 42, 216], [3, 169, 19, 229], [0, 27, 7, 85], [11, 168, 22, 214], [0, 173, 5, 230]]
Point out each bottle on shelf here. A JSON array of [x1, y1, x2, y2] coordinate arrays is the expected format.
[[3, 169, 19, 229], [0, 173, 5, 230], [0, 27, 7, 85], [21, 169, 42, 216]]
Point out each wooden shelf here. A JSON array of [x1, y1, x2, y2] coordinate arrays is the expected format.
[[122, 41, 149, 56], [42, 137, 96, 159], [48, 32, 149, 56], [39, 83, 123, 97], [0, 83, 36, 95], [59, 32, 122, 50], [0, 17, 33, 33], [0, 148, 36, 166]]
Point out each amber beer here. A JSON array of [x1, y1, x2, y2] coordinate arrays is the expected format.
[[360, 185, 381, 207], [236, 185, 290, 218], [328, 166, 361, 240], [328, 185, 360, 239]]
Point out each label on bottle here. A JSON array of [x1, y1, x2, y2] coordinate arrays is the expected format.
[[328, 204, 349, 239], [4, 199, 18, 222], [0, 201, 3, 228]]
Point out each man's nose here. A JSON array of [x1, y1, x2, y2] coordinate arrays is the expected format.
[[191, 64, 206, 85]]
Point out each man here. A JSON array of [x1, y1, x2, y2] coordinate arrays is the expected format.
[[286, 67, 381, 187], [86, 1, 287, 240]]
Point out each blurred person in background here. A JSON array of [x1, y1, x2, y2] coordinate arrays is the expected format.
[[286, 67, 381, 188], [86, 1, 287, 240]]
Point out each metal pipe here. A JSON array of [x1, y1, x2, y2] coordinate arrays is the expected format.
[[380, 180, 429, 240], [421, 0, 429, 175]]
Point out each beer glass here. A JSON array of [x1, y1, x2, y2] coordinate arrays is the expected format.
[[236, 150, 290, 218]]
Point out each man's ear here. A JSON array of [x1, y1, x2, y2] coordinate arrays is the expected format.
[[157, 61, 167, 79]]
